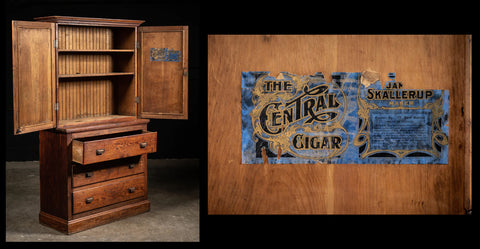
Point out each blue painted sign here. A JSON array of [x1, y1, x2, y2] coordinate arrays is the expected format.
[[241, 72, 449, 164], [150, 48, 181, 62]]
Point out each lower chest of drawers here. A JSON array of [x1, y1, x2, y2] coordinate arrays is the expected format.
[[39, 120, 156, 234], [72, 156, 147, 214]]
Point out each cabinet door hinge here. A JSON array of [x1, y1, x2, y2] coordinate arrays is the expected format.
[[135, 41, 140, 49], [54, 103, 59, 111], [135, 96, 140, 103], [54, 39, 58, 49]]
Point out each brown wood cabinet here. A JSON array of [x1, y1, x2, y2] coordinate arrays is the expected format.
[[11, 16, 188, 233]]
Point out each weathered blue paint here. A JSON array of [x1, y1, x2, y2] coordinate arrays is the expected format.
[[150, 48, 181, 62], [241, 72, 449, 164]]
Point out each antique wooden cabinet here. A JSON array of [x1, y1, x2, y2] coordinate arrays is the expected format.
[[12, 16, 188, 233]]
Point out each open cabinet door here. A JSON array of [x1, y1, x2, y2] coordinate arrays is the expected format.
[[12, 21, 56, 135], [138, 26, 188, 119]]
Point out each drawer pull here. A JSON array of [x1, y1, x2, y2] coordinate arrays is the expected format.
[[85, 172, 93, 178], [128, 164, 135, 169], [85, 197, 94, 204], [128, 187, 136, 193], [139, 142, 147, 148], [96, 149, 105, 155]]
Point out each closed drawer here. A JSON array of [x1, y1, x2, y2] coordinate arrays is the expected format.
[[72, 174, 146, 214], [72, 156, 145, 188], [72, 131, 157, 165]]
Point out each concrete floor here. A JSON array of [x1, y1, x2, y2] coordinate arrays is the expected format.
[[6, 159, 199, 242]]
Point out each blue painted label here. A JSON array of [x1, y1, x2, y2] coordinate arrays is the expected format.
[[150, 48, 181, 62], [241, 72, 449, 164]]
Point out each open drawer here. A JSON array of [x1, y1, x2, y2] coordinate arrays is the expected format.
[[72, 131, 157, 165]]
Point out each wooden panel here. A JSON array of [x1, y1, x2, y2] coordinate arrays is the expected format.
[[39, 131, 71, 219], [72, 131, 157, 164], [58, 25, 113, 50], [72, 156, 144, 187], [58, 79, 114, 121], [138, 26, 188, 119], [12, 21, 55, 134], [208, 35, 470, 214], [72, 174, 146, 214], [58, 54, 113, 75]]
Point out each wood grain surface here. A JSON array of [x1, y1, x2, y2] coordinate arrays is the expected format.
[[72, 131, 157, 165], [138, 26, 188, 119], [72, 156, 144, 187], [12, 21, 56, 134], [72, 174, 146, 214], [208, 35, 471, 214]]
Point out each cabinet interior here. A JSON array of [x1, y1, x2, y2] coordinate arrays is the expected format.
[[57, 25, 137, 126]]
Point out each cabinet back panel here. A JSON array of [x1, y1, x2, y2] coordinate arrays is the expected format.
[[58, 54, 134, 75], [59, 54, 113, 74], [58, 25, 135, 50], [58, 79, 114, 121], [59, 26, 112, 50]]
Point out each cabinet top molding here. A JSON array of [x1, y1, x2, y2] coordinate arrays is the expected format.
[[34, 16, 145, 27]]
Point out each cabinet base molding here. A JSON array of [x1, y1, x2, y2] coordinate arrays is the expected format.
[[39, 200, 150, 234]]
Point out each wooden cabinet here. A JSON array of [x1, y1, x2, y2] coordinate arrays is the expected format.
[[12, 16, 188, 135], [11, 16, 188, 233]]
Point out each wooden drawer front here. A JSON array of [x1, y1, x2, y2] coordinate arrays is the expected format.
[[72, 131, 157, 165], [73, 174, 146, 214], [72, 156, 145, 188]]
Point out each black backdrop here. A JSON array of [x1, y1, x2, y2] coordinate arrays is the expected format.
[[2, 1, 474, 243], [4, 0, 201, 161]]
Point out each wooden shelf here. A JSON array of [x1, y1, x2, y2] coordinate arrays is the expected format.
[[59, 72, 134, 79], [58, 49, 135, 53]]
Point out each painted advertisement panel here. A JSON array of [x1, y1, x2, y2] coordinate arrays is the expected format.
[[241, 71, 449, 164]]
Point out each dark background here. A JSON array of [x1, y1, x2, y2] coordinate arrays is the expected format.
[[4, 0, 201, 161], [2, 0, 474, 245]]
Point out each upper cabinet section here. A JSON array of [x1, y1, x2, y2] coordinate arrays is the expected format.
[[11, 17, 189, 135], [138, 26, 188, 120], [12, 21, 56, 135]]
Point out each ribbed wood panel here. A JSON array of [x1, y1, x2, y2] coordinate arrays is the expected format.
[[58, 26, 115, 121], [58, 26, 113, 50], [58, 79, 114, 121], [58, 54, 113, 75]]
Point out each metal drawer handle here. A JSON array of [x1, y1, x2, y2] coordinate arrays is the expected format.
[[85, 172, 93, 178], [139, 142, 147, 148], [85, 197, 94, 204], [128, 164, 135, 169], [128, 187, 136, 193], [96, 149, 105, 155]]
